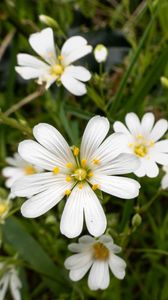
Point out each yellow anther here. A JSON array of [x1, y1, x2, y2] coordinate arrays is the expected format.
[[50, 64, 64, 76], [81, 159, 87, 168], [66, 176, 72, 182], [134, 144, 148, 157], [64, 190, 71, 196], [53, 167, 60, 174], [58, 55, 64, 61], [0, 203, 8, 216], [93, 242, 109, 260], [149, 140, 154, 146], [92, 184, 100, 191], [24, 165, 36, 175], [88, 171, 93, 178], [66, 162, 73, 169], [73, 147, 80, 156], [129, 143, 134, 148], [93, 159, 100, 165], [78, 183, 83, 190], [136, 134, 143, 139]]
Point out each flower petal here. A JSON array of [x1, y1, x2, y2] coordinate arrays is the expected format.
[[135, 159, 159, 178], [80, 115, 110, 162], [83, 184, 106, 237], [125, 112, 141, 136], [0, 274, 9, 300], [91, 174, 140, 199], [33, 123, 75, 164], [88, 261, 110, 290], [10, 270, 22, 300], [29, 28, 56, 64], [141, 112, 155, 136], [63, 65, 91, 82], [15, 66, 44, 80], [149, 119, 168, 142], [153, 140, 168, 153], [92, 153, 140, 176], [69, 261, 92, 281], [64, 252, 92, 270], [61, 70, 87, 96], [17, 53, 49, 69], [161, 174, 168, 189], [109, 254, 126, 279], [150, 152, 168, 166], [18, 140, 67, 171], [113, 121, 131, 135], [12, 173, 72, 197], [60, 185, 85, 238], [61, 36, 92, 65]]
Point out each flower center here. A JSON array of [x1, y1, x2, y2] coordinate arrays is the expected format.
[[50, 64, 64, 77], [74, 168, 87, 181], [134, 144, 148, 157], [0, 202, 8, 216], [129, 135, 154, 158], [24, 166, 36, 175], [93, 242, 109, 261]]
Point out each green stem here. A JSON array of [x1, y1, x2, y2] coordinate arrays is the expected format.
[[0, 112, 32, 137]]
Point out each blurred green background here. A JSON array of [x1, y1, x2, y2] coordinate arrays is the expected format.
[[0, 0, 168, 299]]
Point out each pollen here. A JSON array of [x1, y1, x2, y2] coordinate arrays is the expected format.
[[78, 183, 84, 190], [92, 184, 100, 191], [66, 162, 73, 169], [64, 190, 71, 196], [50, 64, 64, 76], [24, 165, 36, 175], [93, 242, 109, 261], [73, 147, 79, 156], [134, 144, 148, 157], [88, 171, 93, 178], [53, 166, 60, 174], [93, 158, 100, 165], [58, 55, 64, 61], [66, 176, 72, 182], [81, 159, 87, 168]]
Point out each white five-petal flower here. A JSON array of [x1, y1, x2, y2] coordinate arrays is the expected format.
[[15, 27, 92, 96], [113, 112, 168, 178], [0, 264, 22, 300], [64, 235, 126, 290], [161, 165, 168, 189], [2, 152, 41, 189], [12, 116, 140, 238]]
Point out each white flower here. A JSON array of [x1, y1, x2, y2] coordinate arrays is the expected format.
[[2, 152, 42, 189], [12, 116, 140, 238], [94, 44, 108, 63], [64, 235, 126, 290], [113, 112, 168, 178], [161, 165, 168, 189], [0, 264, 22, 300], [15, 27, 92, 96]]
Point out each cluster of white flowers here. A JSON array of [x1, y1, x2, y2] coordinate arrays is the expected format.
[[1, 27, 168, 294]]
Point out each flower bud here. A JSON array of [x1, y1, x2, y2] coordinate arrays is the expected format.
[[160, 76, 168, 88], [39, 15, 59, 28], [94, 44, 108, 63], [132, 213, 142, 228]]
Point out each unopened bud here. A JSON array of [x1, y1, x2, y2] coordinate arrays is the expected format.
[[160, 76, 168, 88], [39, 15, 59, 28], [94, 44, 108, 63], [132, 213, 142, 228]]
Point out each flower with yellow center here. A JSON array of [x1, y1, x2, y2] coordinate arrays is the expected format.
[[2, 152, 42, 192], [15, 27, 92, 96], [12, 116, 140, 238], [65, 235, 126, 291], [113, 112, 168, 178]]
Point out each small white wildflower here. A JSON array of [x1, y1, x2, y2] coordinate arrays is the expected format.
[[113, 112, 168, 178], [15, 27, 92, 96], [94, 44, 108, 63], [0, 264, 22, 300], [12, 116, 140, 238], [2, 152, 42, 189], [161, 165, 168, 189], [64, 235, 126, 290]]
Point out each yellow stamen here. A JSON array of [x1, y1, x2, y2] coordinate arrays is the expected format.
[[66, 162, 73, 169], [73, 147, 79, 156], [0, 203, 9, 216], [50, 64, 64, 76], [24, 165, 36, 175], [66, 176, 72, 182], [134, 144, 148, 157], [88, 171, 93, 178], [136, 134, 143, 139], [149, 140, 154, 146], [64, 190, 71, 196], [93, 242, 109, 260], [93, 158, 100, 165], [128, 143, 134, 148], [58, 55, 64, 61], [92, 184, 100, 191], [81, 159, 87, 168], [53, 167, 60, 174], [78, 183, 84, 190]]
